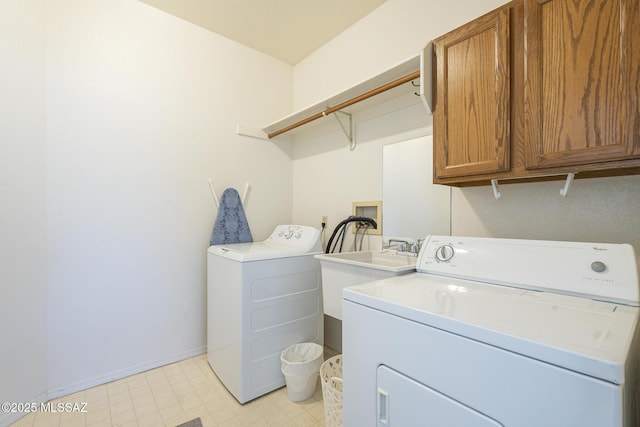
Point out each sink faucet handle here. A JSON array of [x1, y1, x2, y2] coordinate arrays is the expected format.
[[409, 239, 425, 254]]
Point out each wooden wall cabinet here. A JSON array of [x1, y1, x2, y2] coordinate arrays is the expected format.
[[525, 0, 640, 169], [433, 0, 640, 186], [433, 6, 512, 179]]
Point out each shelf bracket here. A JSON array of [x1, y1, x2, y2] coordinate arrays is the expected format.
[[324, 110, 355, 150], [490, 173, 577, 200]]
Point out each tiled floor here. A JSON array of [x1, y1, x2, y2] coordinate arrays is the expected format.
[[11, 348, 338, 427]]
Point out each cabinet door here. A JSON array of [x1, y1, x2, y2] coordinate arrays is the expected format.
[[524, 0, 640, 169], [433, 8, 511, 179]]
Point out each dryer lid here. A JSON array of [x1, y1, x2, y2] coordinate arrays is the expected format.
[[345, 235, 640, 385], [344, 273, 639, 385]]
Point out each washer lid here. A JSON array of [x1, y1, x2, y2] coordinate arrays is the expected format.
[[207, 242, 314, 261], [208, 225, 321, 261], [343, 273, 639, 385]]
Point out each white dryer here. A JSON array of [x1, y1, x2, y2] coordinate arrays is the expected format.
[[207, 225, 323, 404], [343, 235, 640, 426]]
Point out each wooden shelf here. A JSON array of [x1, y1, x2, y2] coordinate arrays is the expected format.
[[262, 53, 428, 139]]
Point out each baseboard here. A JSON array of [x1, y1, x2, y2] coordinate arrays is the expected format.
[[1, 347, 207, 427], [0, 391, 48, 427], [47, 345, 206, 400]]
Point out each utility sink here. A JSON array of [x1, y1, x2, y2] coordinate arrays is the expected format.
[[315, 250, 417, 272], [315, 250, 417, 320]]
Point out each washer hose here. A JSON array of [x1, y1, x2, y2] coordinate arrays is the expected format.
[[325, 216, 377, 253]]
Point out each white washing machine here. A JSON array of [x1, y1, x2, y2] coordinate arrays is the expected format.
[[343, 235, 640, 426], [207, 225, 323, 404]]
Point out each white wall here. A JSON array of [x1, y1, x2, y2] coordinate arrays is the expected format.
[[293, 0, 506, 110], [292, 96, 430, 250], [451, 175, 640, 246], [0, 1, 48, 425], [2, 0, 294, 407], [291, 0, 640, 253], [44, 0, 294, 397], [291, 0, 506, 247]]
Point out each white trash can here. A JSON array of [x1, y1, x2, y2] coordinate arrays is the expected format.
[[280, 343, 324, 402]]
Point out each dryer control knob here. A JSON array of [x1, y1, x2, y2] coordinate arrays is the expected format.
[[591, 261, 607, 273], [435, 245, 455, 262]]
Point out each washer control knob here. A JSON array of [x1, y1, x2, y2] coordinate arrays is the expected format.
[[591, 261, 607, 273], [435, 245, 455, 262]]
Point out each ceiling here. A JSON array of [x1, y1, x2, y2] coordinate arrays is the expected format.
[[138, 0, 387, 65]]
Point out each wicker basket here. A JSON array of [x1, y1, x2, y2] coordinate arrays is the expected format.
[[320, 355, 343, 427]]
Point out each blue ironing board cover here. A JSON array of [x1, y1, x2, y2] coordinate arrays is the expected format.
[[210, 188, 253, 245]]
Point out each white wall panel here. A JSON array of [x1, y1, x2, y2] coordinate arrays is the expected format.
[[0, 1, 48, 425], [44, 0, 293, 396]]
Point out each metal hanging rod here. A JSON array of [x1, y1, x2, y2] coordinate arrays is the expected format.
[[267, 70, 421, 139]]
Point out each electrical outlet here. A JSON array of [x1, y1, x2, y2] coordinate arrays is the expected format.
[[322, 215, 328, 224]]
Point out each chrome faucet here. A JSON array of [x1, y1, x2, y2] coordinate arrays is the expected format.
[[386, 238, 425, 255], [386, 239, 411, 252]]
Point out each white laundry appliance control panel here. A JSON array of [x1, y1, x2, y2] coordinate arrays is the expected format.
[[264, 225, 321, 250], [417, 235, 640, 306]]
